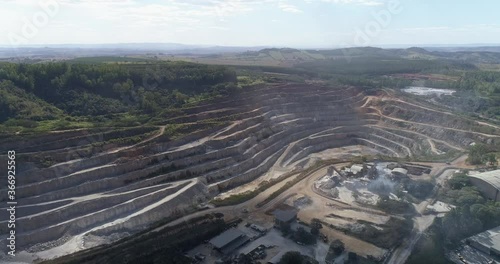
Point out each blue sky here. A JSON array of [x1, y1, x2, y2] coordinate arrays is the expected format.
[[1, 0, 500, 47]]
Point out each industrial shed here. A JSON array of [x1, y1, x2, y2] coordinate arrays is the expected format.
[[466, 225, 500, 258], [469, 170, 500, 202], [209, 228, 249, 255]]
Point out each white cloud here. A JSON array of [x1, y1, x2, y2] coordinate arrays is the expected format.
[[316, 0, 384, 6], [278, 1, 303, 13]]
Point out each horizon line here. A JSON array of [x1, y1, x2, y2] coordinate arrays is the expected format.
[[1, 42, 500, 49]]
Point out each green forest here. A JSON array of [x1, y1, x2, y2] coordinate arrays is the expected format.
[[454, 71, 500, 118], [0, 61, 238, 131]]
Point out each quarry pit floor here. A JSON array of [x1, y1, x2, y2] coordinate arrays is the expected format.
[[21, 146, 472, 263], [162, 153, 471, 260]]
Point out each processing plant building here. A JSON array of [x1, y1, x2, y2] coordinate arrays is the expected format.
[[466, 225, 500, 259], [469, 170, 500, 202], [209, 228, 250, 255]]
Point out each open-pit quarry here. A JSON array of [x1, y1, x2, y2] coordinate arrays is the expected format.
[[1, 83, 499, 262]]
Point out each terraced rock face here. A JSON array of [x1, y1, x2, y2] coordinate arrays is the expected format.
[[1, 84, 499, 255]]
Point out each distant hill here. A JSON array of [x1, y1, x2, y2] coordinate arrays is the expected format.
[[211, 46, 485, 66], [3, 44, 500, 65], [232, 46, 500, 65], [424, 46, 500, 52], [0, 43, 270, 59]]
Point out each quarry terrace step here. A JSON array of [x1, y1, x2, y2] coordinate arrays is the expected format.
[[3, 84, 490, 252]]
